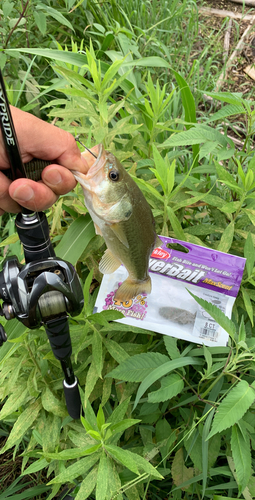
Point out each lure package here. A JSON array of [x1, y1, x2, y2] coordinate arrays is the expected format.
[[94, 237, 246, 346]]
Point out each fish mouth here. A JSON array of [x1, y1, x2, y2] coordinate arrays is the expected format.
[[72, 144, 106, 187]]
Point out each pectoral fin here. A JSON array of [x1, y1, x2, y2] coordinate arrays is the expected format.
[[110, 223, 129, 248], [99, 249, 122, 274]]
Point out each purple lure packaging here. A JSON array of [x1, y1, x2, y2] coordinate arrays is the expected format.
[[94, 237, 246, 346]]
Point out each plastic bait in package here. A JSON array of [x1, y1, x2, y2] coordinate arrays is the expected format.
[[94, 237, 246, 347]]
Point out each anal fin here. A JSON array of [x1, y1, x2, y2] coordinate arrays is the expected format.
[[99, 249, 122, 274]]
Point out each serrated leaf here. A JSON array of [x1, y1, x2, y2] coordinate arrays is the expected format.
[[188, 291, 236, 339], [207, 380, 255, 439], [231, 424, 251, 493], [107, 352, 169, 382], [217, 221, 235, 253], [162, 124, 227, 148], [206, 104, 245, 123], [148, 374, 184, 403], [163, 336, 180, 359]]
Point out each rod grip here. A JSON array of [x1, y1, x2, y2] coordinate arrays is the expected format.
[[63, 378, 81, 420]]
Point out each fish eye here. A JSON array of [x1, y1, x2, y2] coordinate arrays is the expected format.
[[109, 170, 119, 181]]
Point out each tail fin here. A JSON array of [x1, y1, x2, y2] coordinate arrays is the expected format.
[[114, 277, 151, 301]]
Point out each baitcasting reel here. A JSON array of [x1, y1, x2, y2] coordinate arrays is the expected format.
[[0, 68, 85, 419], [0, 210, 84, 419]]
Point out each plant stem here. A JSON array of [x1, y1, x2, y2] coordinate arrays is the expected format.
[[4, 0, 30, 49]]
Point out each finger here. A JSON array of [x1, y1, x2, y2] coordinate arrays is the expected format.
[[9, 107, 89, 173], [41, 164, 77, 195], [0, 172, 21, 213], [9, 178, 58, 211]]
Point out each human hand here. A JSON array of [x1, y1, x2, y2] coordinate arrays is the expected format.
[[0, 106, 89, 214]]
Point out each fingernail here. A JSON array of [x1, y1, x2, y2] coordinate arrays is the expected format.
[[13, 185, 34, 202], [44, 169, 62, 185]]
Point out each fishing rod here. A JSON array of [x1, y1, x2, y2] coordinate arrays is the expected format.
[[0, 70, 84, 419]]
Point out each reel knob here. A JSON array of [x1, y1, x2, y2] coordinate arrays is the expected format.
[[0, 324, 7, 346]]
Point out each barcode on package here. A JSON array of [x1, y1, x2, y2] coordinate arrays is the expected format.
[[200, 327, 218, 341]]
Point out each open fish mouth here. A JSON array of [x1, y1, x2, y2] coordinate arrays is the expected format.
[[81, 144, 106, 178], [72, 144, 108, 191]]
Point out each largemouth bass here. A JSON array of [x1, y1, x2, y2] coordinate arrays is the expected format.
[[72, 144, 158, 301]]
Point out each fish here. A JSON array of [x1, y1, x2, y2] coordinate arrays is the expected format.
[[72, 144, 158, 301], [159, 307, 196, 325]]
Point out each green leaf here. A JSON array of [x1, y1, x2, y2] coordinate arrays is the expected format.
[[96, 452, 109, 500], [97, 405, 105, 432], [55, 214, 95, 264], [163, 336, 180, 360], [41, 387, 67, 417], [48, 453, 101, 484], [75, 466, 98, 500], [103, 338, 130, 363], [106, 444, 163, 479], [107, 419, 141, 441], [171, 448, 194, 489], [206, 104, 245, 123], [92, 329, 103, 378], [0, 399, 41, 454], [220, 201, 242, 214], [33, 11, 47, 35], [152, 145, 167, 191], [37, 4, 74, 31], [0, 383, 29, 420], [22, 458, 50, 476], [106, 352, 169, 382], [106, 444, 139, 475], [134, 357, 203, 409], [231, 424, 251, 493], [216, 163, 243, 195], [148, 374, 184, 403], [108, 397, 131, 425], [3, 1, 14, 16], [167, 206, 186, 240], [207, 380, 255, 439], [188, 291, 236, 339], [217, 221, 235, 253], [244, 232, 255, 277], [162, 125, 227, 148], [241, 288, 254, 326]]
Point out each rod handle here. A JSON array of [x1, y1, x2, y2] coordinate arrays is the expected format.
[[63, 378, 81, 419]]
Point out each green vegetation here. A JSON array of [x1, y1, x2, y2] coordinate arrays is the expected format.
[[1, 0, 255, 498]]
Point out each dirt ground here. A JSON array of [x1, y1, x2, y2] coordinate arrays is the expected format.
[[198, 0, 255, 96]]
